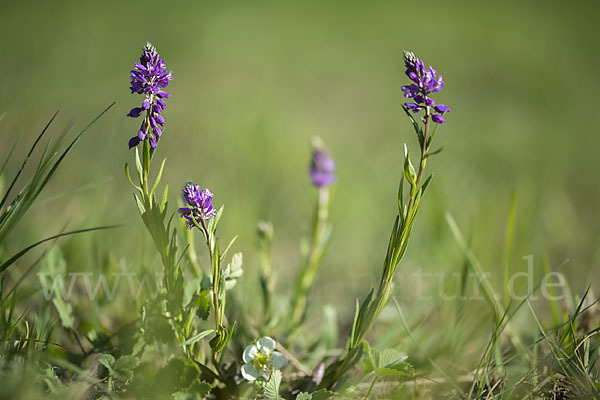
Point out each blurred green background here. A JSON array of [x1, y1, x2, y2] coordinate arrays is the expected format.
[[1, 0, 599, 325]]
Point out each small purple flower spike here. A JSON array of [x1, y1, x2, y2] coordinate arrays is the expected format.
[[127, 42, 173, 149], [402, 51, 450, 124], [310, 148, 336, 187], [178, 183, 218, 229]]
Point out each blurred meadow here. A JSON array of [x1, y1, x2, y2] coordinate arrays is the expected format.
[[1, 0, 600, 397]]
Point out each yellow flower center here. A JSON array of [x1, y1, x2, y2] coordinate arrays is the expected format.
[[252, 353, 271, 372]]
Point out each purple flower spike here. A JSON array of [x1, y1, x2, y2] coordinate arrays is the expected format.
[[310, 148, 336, 188], [402, 51, 450, 123], [127, 42, 172, 149], [178, 183, 218, 229]]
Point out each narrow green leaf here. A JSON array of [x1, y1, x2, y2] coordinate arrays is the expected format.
[[401, 105, 423, 146], [420, 174, 434, 196], [125, 163, 142, 192], [149, 157, 167, 197], [0, 111, 59, 210], [183, 329, 215, 346], [219, 235, 238, 262], [0, 225, 116, 274], [134, 147, 143, 176]]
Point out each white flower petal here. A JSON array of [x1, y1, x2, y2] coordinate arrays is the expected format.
[[243, 344, 258, 363], [270, 351, 287, 369], [241, 363, 263, 381], [257, 336, 276, 352]]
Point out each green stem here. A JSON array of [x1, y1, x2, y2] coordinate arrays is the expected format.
[[366, 375, 379, 399], [320, 108, 432, 389], [289, 186, 330, 335], [193, 217, 221, 333]]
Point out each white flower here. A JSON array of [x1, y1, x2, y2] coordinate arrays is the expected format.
[[241, 336, 287, 381]]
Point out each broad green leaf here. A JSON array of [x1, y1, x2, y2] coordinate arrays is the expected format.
[[362, 341, 412, 378], [296, 393, 312, 400], [194, 289, 211, 321], [52, 296, 74, 329], [162, 358, 200, 391], [112, 355, 140, 381], [223, 252, 243, 290], [310, 389, 335, 400], [172, 380, 212, 400], [98, 354, 115, 370], [41, 246, 66, 275], [264, 369, 282, 400]]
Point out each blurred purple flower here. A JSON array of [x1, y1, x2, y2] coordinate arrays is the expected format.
[[178, 183, 218, 229], [402, 51, 449, 124], [127, 42, 173, 149], [310, 149, 336, 187]]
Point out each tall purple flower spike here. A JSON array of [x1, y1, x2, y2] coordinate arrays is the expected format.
[[310, 148, 336, 187], [127, 42, 173, 149], [178, 183, 218, 229], [401, 51, 450, 124]]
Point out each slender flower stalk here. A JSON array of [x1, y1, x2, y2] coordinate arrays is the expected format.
[[124, 43, 227, 382], [288, 142, 335, 339], [319, 51, 447, 388], [179, 184, 221, 334], [257, 221, 275, 329], [178, 182, 235, 369]]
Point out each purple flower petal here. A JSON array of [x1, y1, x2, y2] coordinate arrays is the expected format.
[[431, 114, 445, 124], [128, 136, 141, 148], [310, 149, 336, 187], [405, 103, 422, 114], [127, 107, 143, 118], [435, 104, 450, 113]]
